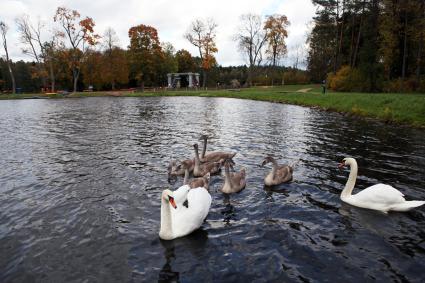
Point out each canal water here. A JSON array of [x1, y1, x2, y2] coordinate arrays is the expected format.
[[0, 97, 424, 282]]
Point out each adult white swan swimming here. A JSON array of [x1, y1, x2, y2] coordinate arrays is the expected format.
[[159, 185, 212, 240], [338, 157, 425, 213]]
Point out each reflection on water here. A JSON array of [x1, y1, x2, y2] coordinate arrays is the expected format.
[[0, 97, 424, 282]]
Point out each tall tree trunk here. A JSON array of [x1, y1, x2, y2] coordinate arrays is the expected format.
[[73, 68, 80, 93], [333, 0, 340, 73], [7, 60, 16, 94], [401, 8, 408, 80], [349, 14, 356, 67], [1, 30, 16, 94], [271, 51, 276, 86], [416, 1, 424, 83], [337, 0, 345, 71], [202, 69, 207, 88], [49, 60, 55, 92], [248, 65, 253, 87], [353, 0, 366, 68]]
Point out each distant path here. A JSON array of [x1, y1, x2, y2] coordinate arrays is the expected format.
[[296, 88, 312, 93]]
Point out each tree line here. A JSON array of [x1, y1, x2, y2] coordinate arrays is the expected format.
[[0, 6, 302, 94], [307, 0, 425, 92]]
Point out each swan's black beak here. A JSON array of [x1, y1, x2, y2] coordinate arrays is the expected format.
[[261, 160, 267, 167], [168, 196, 177, 209]]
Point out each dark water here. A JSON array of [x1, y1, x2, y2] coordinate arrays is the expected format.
[[0, 97, 425, 282]]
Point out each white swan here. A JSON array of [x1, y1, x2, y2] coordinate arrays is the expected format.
[[339, 157, 425, 212], [159, 185, 212, 240]]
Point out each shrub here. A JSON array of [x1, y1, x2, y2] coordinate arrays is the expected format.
[[282, 69, 310, 85], [383, 77, 424, 93], [327, 66, 364, 92], [230, 79, 240, 88]]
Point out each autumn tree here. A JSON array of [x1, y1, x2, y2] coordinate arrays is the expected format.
[[101, 28, 128, 89], [175, 49, 197, 72], [128, 24, 163, 89], [264, 14, 290, 67], [264, 14, 290, 85], [184, 18, 218, 88], [235, 14, 267, 86], [158, 42, 177, 85], [54, 6, 99, 92], [15, 14, 60, 92], [80, 49, 102, 89], [0, 21, 16, 93]]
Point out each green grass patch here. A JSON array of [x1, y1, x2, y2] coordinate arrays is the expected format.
[[1, 85, 424, 127]]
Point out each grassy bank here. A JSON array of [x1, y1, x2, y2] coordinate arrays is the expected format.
[[1, 85, 424, 127]]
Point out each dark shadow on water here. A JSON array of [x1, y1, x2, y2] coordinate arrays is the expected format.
[[221, 194, 236, 226], [263, 184, 290, 197], [158, 242, 179, 283], [158, 229, 209, 283]]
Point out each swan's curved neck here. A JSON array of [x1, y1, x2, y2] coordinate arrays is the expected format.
[[201, 138, 207, 159], [160, 198, 173, 239], [224, 165, 232, 188], [270, 159, 278, 179], [341, 160, 358, 200], [194, 146, 201, 167], [183, 168, 189, 185]]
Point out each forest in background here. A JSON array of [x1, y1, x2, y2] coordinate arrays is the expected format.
[[308, 0, 425, 92], [1, 0, 424, 93]]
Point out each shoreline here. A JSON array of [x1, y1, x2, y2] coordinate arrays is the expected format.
[[1, 85, 424, 128]]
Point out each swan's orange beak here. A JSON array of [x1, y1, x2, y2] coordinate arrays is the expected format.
[[338, 162, 345, 169], [168, 196, 177, 209]]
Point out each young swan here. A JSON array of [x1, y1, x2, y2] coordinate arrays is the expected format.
[[220, 159, 246, 194], [261, 156, 293, 186], [338, 157, 425, 213], [199, 135, 237, 163], [168, 159, 194, 178], [193, 143, 223, 177], [159, 186, 212, 240], [183, 164, 211, 191]]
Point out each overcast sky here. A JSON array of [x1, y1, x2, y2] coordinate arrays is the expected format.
[[0, 0, 316, 67]]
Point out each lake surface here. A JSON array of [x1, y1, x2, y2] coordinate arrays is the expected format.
[[0, 97, 424, 282]]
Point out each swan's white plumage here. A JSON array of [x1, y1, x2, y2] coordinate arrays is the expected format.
[[160, 185, 211, 240], [344, 184, 406, 211], [340, 158, 425, 212]]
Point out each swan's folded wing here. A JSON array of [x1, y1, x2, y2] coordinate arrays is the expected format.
[[172, 187, 211, 238], [276, 166, 292, 182], [231, 172, 245, 189], [202, 151, 235, 163], [187, 187, 212, 219], [173, 185, 191, 205], [353, 184, 405, 205]]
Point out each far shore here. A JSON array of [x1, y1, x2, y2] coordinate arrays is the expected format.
[[1, 85, 424, 127]]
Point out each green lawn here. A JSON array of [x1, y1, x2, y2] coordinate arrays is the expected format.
[[1, 85, 424, 127]]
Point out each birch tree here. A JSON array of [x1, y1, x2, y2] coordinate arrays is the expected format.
[[0, 21, 16, 94]]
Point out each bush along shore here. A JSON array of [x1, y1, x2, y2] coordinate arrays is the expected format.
[[1, 85, 424, 127]]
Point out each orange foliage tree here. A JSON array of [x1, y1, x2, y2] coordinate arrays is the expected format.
[[54, 6, 99, 92], [128, 24, 163, 89], [264, 14, 290, 68], [184, 18, 218, 87]]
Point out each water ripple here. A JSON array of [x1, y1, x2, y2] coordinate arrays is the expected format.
[[0, 97, 424, 282]]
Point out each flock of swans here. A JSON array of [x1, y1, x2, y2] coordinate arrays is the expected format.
[[160, 135, 425, 240]]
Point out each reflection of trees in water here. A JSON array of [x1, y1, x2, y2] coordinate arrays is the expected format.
[[305, 110, 425, 190]]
